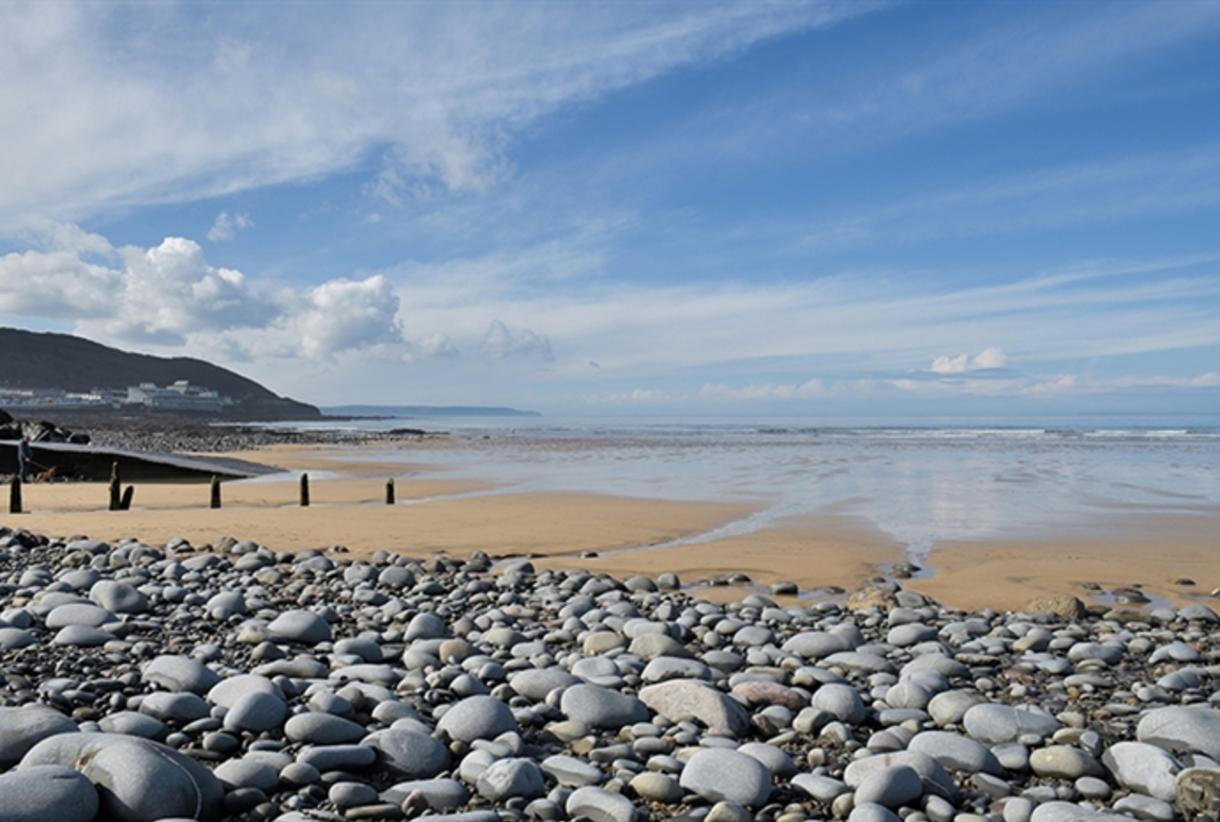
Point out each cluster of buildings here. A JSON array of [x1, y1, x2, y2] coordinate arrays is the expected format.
[[0, 380, 233, 413]]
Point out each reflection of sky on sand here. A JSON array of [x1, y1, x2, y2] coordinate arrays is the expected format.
[[274, 416, 1220, 562]]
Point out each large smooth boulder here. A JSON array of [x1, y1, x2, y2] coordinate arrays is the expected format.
[[18, 732, 223, 821], [0, 764, 99, 822]]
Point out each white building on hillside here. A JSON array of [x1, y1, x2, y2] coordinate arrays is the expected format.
[[126, 380, 232, 412]]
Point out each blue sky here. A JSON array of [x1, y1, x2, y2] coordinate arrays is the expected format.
[[1, 1, 1219, 415]]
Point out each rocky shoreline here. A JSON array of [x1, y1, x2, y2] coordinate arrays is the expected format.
[[0, 526, 1217, 822], [3, 413, 438, 456]]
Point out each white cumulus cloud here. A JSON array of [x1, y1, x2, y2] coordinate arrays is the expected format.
[[1, 229, 276, 344], [930, 347, 1008, 374], [481, 320, 554, 362], [0, 223, 413, 360], [297, 275, 403, 359], [411, 332, 460, 359], [207, 210, 253, 242], [0, 248, 121, 317]]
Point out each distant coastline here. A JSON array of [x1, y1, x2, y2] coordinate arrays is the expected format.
[[322, 404, 541, 418]]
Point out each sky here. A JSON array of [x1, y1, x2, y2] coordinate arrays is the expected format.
[[1, 0, 1219, 417]]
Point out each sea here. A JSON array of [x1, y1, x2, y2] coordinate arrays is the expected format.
[[255, 414, 1220, 565]]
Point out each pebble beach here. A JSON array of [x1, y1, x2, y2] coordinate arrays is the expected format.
[[0, 524, 1217, 822]]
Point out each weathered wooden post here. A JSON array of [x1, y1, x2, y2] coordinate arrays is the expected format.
[[8, 477, 21, 514], [119, 485, 134, 511], [385, 478, 395, 505], [299, 473, 310, 507], [210, 475, 222, 509], [108, 462, 121, 511]]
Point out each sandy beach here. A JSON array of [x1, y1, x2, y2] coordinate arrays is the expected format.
[[4, 440, 1215, 610], [536, 515, 905, 604], [907, 512, 1220, 610]]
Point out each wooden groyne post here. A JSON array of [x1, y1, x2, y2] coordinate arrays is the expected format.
[[299, 473, 310, 507], [210, 475, 222, 509], [108, 462, 121, 511], [119, 486, 134, 511], [386, 478, 395, 505], [8, 477, 21, 514]]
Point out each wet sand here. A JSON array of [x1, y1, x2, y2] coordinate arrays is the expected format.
[[536, 515, 904, 602], [908, 513, 1220, 610], [9, 443, 756, 561], [5, 442, 1217, 610]]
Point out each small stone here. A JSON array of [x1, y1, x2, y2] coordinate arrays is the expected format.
[[1176, 767, 1220, 816], [1137, 705, 1220, 760], [267, 609, 331, 644], [792, 773, 849, 802], [141, 655, 220, 695], [706, 800, 752, 822], [962, 704, 1060, 745], [855, 764, 923, 808], [437, 695, 518, 742], [811, 683, 866, 724], [475, 757, 545, 800], [1029, 746, 1103, 780], [638, 680, 749, 736], [0, 706, 78, 768], [367, 728, 450, 778], [1023, 596, 1086, 619], [630, 771, 683, 803], [330, 781, 379, 810], [908, 731, 1003, 776], [284, 712, 367, 744], [679, 748, 773, 808], [566, 785, 639, 822], [1101, 741, 1181, 801], [89, 579, 148, 613], [223, 691, 288, 733], [541, 753, 604, 787], [561, 684, 650, 731]]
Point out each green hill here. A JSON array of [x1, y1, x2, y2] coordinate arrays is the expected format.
[[0, 327, 320, 420]]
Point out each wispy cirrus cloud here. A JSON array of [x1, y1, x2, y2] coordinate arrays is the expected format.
[[0, 1, 881, 228], [801, 147, 1220, 252]]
